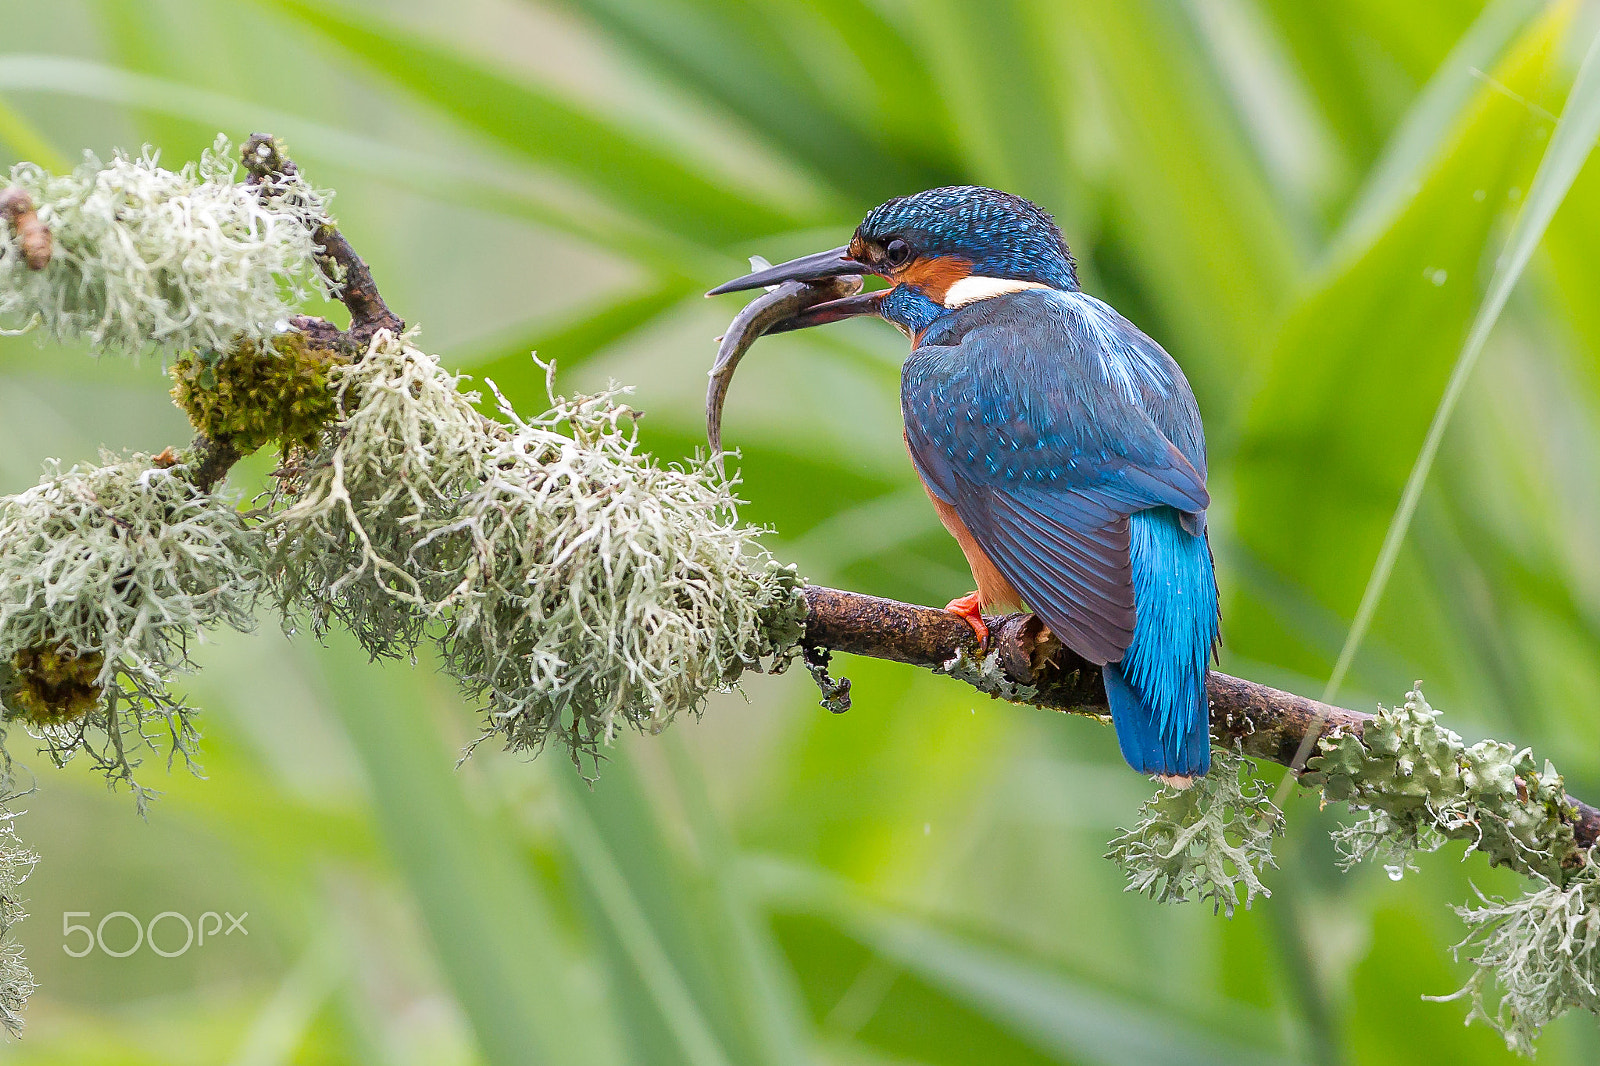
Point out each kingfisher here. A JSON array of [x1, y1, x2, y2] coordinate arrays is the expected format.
[[710, 186, 1219, 782]]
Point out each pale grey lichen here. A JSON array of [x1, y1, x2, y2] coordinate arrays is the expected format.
[[1428, 863, 1600, 1056], [0, 135, 330, 357], [0, 802, 35, 1037], [441, 366, 804, 765], [0, 456, 262, 805], [267, 334, 805, 762], [938, 646, 1040, 704], [267, 330, 487, 653], [0, 133, 825, 1042], [1106, 747, 1284, 917], [1305, 685, 1596, 1052], [1328, 806, 1445, 880], [1306, 685, 1579, 884]]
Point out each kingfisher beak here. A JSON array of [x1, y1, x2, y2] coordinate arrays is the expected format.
[[766, 289, 886, 333], [706, 245, 869, 295]]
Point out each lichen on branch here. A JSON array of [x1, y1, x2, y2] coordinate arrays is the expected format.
[[440, 366, 805, 765], [267, 330, 495, 650], [0, 803, 35, 1037], [1107, 747, 1285, 917], [0, 135, 330, 356], [0, 456, 261, 805], [1305, 685, 1590, 1050], [266, 329, 805, 764], [1431, 865, 1600, 1056], [1306, 686, 1579, 883], [0, 130, 816, 1040]]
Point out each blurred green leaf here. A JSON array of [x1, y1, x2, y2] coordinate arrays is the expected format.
[[226, 927, 344, 1066], [909, 0, 1087, 231], [1255, 0, 1487, 180], [1347, 903, 1520, 1065], [754, 858, 1304, 1066], [459, 277, 699, 387], [89, 0, 235, 159], [1334, 0, 1543, 259], [314, 633, 601, 1066], [1323, 18, 1600, 699], [1544, 151, 1600, 389], [1053, 0, 1302, 411], [0, 92, 69, 172], [665, 740, 812, 1066], [768, 0, 959, 168], [551, 0, 951, 201], [0, 53, 693, 270], [560, 790, 737, 1066], [1228, 6, 1569, 681], [557, 748, 814, 1066], [259, 0, 802, 246]]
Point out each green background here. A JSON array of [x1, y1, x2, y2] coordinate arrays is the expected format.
[[4, 0, 1600, 1062]]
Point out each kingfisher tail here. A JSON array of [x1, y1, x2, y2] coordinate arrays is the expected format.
[[1103, 507, 1218, 777]]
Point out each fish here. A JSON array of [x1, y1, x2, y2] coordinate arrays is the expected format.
[[707, 264, 863, 461]]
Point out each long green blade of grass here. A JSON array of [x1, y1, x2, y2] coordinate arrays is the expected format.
[[663, 739, 812, 1066], [1333, 0, 1542, 260], [1323, 20, 1600, 702], [1226, 6, 1569, 682], [559, 784, 737, 1066]]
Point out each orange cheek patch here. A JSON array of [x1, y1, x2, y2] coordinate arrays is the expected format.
[[897, 256, 974, 303]]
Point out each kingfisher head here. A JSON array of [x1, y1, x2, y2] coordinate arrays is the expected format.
[[708, 186, 1078, 336]]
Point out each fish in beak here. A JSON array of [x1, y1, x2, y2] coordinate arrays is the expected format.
[[704, 243, 895, 459], [707, 245, 885, 328]]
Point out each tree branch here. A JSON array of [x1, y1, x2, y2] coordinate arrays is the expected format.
[[188, 434, 242, 495], [170, 131, 1600, 856], [239, 132, 403, 350], [182, 135, 402, 492], [799, 584, 1600, 850]]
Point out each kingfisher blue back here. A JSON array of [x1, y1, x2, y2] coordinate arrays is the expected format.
[[710, 186, 1220, 781]]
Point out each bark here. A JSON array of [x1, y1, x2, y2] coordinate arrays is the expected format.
[[800, 585, 1600, 850]]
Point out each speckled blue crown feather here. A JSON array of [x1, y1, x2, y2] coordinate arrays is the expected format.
[[857, 186, 1079, 291]]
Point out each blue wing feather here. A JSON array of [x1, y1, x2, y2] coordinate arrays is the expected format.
[[903, 288, 1210, 665], [977, 493, 1134, 660]]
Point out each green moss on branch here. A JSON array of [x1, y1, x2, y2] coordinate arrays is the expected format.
[[170, 333, 345, 457]]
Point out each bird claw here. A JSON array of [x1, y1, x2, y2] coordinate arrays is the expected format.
[[944, 592, 989, 647]]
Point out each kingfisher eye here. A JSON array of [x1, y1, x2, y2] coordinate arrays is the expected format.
[[884, 239, 912, 268]]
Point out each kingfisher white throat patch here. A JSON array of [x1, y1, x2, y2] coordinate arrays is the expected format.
[[941, 275, 1049, 309]]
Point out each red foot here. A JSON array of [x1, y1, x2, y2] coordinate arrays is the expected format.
[[945, 591, 989, 647]]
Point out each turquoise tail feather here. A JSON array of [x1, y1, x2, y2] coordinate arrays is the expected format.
[[1104, 507, 1218, 777]]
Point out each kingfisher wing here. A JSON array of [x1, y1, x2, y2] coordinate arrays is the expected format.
[[903, 290, 1209, 665]]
